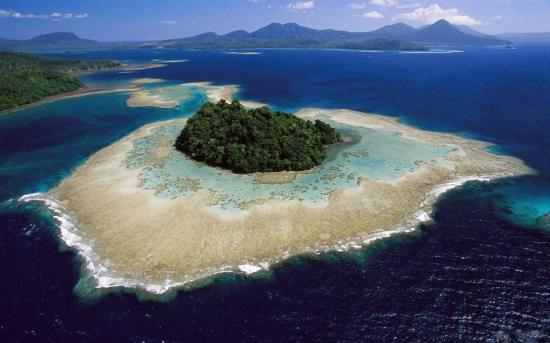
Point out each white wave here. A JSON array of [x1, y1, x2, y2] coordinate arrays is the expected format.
[[223, 52, 261, 55], [18, 193, 266, 294], [400, 50, 464, 54], [415, 210, 432, 223], [238, 264, 264, 274], [420, 175, 493, 208], [152, 59, 188, 63], [17, 173, 504, 296]]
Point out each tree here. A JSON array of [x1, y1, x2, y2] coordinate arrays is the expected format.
[[175, 100, 341, 173]]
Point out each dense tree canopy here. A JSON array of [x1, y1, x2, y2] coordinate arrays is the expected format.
[[0, 51, 119, 111], [175, 100, 341, 173]]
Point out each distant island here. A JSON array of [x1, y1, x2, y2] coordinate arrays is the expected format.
[[0, 51, 119, 111], [175, 100, 341, 173], [0, 20, 513, 53], [0, 32, 147, 52], [153, 21, 510, 50]]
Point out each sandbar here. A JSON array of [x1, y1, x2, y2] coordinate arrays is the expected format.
[[223, 52, 262, 55], [120, 63, 167, 71], [132, 78, 166, 85], [126, 82, 241, 109], [1, 87, 139, 116]]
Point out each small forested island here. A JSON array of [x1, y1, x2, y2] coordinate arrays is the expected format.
[[175, 100, 341, 173], [0, 51, 119, 111]]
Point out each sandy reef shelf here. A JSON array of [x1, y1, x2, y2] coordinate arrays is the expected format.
[[126, 88, 190, 108], [131, 78, 166, 85], [119, 63, 167, 71], [126, 82, 249, 109], [38, 102, 532, 295]]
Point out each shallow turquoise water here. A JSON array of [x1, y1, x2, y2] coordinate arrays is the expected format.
[[492, 177, 550, 231], [0, 85, 206, 202], [127, 117, 454, 213]]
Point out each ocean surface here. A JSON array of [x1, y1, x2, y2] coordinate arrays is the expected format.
[[1, 47, 549, 342]]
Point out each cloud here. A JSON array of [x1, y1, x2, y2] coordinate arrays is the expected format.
[[350, 0, 419, 11], [0, 9, 89, 20], [160, 20, 178, 25], [350, 0, 399, 9], [396, 2, 421, 9], [349, 2, 368, 9], [370, 0, 398, 6], [362, 11, 384, 19], [287, 1, 315, 10], [393, 4, 482, 26]]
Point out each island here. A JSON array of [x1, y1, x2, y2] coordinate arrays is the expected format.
[[0, 51, 119, 111], [16, 82, 532, 298], [175, 100, 341, 173], [152, 21, 510, 51]]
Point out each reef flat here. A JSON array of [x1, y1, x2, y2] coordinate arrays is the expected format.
[[28, 87, 532, 295]]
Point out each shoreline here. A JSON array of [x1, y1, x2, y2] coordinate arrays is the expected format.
[[1, 62, 168, 116], [0, 86, 139, 116], [19, 101, 532, 298], [19, 172, 519, 297]]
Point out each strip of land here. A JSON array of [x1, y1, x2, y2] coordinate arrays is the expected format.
[[125, 82, 266, 109], [1, 87, 140, 115], [0, 51, 121, 114], [1, 62, 186, 115]]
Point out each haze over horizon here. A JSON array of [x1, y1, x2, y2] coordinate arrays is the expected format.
[[1, 0, 549, 41]]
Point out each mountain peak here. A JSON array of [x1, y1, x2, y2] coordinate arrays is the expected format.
[[390, 23, 415, 28], [223, 30, 249, 39], [156, 21, 509, 50], [29, 32, 97, 45], [370, 22, 417, 36], [419, 20, 463, 34], [250, 22, 317, 39], [432, 19, 452, 26], [283, 22, 302, 28], [264, 22, 284, 29], [31, 32, 80, 42], [411, 19, 509, 46]]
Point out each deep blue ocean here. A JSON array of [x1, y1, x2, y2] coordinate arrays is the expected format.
[[1, 47, 549, 342]]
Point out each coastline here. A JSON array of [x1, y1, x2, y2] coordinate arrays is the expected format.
[[1, 63, 167, 116], [22, 102, 532, 298], [0, 86, 139, 116], [19, 172, 517, 297]]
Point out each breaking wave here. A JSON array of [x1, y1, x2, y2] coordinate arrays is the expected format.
[[18, 174, 506, 297]]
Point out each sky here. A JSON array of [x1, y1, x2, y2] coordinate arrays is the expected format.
[[0, 0, 549, 41]]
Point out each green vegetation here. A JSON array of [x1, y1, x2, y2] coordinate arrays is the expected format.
[[155, 23, 431, 51], [0, 51, 119, 111], [175, 100, 341, 173], [164, 38, 427, 51], [335, 39, 427, 51]]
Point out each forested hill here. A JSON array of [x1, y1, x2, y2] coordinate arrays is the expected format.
[[175, 100, 341, 173], [0, 32, 104, 52], [154, 21, 509, 50], [0, 51, 119, 111], [154, 23, 428, 51]]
